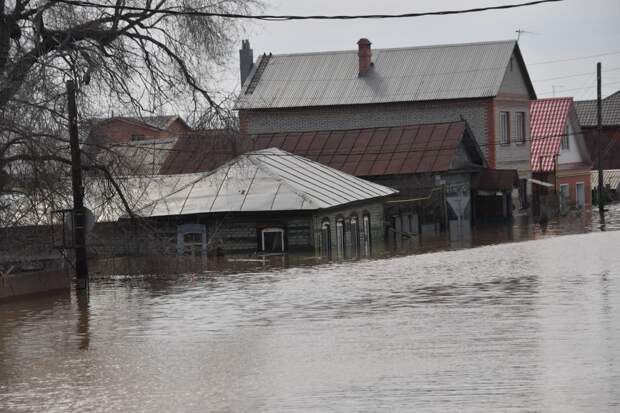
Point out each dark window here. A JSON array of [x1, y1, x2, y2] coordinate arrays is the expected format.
[[514, 112, 525, 144], [561, 123, 571, 150], [261, 228, 285, 252], [499, 111, 510, 145]]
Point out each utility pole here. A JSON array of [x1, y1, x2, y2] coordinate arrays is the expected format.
[[67, 80, 89, 291], [596, 63, 605, 224]]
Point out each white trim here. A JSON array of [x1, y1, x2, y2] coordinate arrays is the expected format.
[[261, 227, 285, 252]]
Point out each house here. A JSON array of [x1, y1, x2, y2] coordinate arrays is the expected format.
[[236, 38, 536, 205], [86, 115, 191, 145], [575, 90, 620, 170], [127, 148, 397, 259], [82, 115, 192, 176], [530, 97, 592, 214], [158, 121, 518, 242]]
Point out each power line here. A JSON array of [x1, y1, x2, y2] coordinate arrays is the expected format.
[[538, 79, 620, 95], [534, 67, 620, 82], [56, 0, 564, 21], [530, 51, 620, 65]]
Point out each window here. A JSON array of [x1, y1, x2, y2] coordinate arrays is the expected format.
[[131, 134, 146, 141], [320, 219, 332, 258], [350, 215, 360, 258], [576, 182, 585, 208], [336, 218, 345, 259], [362, 214, 371, 257], [499, 111, 510, 145], [176, 224, 207, 256], [261, 227, 285, 252], [561, 123, 571, 150], [514, 112, 525, 144]]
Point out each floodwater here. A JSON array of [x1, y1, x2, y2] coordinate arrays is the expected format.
[[2, 233, 620, 412]]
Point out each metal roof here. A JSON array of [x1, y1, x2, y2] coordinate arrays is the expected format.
[[136, 148, 397, 218], [575, 90, 620, 127], [159, 121, 486, 177], [237, 40, 526, 109], [159, 131, 239, 175], [530, 98, 573, 172], [244, 121, 485, 176], [591, 169, 620, 191]]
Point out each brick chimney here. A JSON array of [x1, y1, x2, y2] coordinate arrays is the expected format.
[[239, 40, 254, 86], [357, 38, 372, 76]]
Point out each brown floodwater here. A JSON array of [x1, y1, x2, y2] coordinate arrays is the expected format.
[[1, 230, 620, 411]]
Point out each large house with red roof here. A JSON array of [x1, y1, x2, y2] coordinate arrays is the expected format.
[[530, 97, 592, 214]]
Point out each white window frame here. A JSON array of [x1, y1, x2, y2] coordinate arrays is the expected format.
[[261, 227, 285, 252], [362, 214, 371, 257], [336, 218, 345, 258], [499, 111, 510, 145]]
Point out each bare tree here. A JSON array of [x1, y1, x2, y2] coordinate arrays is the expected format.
[[0, 1, 259, 271], [1, 0, 258, 223]]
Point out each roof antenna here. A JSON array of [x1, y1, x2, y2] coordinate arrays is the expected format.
[[516, 29, 540, 41]]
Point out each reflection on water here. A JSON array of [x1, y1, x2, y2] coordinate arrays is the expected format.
[[1, 231, 620, 412]]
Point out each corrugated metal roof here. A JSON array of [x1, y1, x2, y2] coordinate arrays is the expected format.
[[246, 121, 485, 175], [575, 90, 620, 127], [158, 121, 484, 177], [530, 98, 573, 172], [591, 169, 620, 191], [136, 148, 397, 218], [237, 40, 519, 109]]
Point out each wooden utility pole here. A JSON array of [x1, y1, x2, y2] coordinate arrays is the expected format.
[[596, 63, 605, 221], [67, 80, 89, 291]]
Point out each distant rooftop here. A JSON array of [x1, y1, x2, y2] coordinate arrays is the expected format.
[[88, 115, 187, 131], [575, 90, 620, 127]]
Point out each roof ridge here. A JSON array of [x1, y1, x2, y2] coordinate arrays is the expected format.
[[267, 39, 516, 58]]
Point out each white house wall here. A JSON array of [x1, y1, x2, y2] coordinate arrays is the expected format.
[[558, 111, 590, 166]]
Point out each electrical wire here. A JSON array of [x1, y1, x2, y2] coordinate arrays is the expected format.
[[54, 0, 564, 21]]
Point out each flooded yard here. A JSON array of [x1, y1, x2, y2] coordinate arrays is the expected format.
[[1, 228, 620, 412]]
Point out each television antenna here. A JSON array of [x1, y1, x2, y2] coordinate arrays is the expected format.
[[516, 29, 540, 41]]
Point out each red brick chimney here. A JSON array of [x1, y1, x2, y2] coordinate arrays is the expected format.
[[357, 38, 372, 76]]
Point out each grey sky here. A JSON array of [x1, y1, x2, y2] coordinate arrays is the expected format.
[[224, 0, 620, 101]]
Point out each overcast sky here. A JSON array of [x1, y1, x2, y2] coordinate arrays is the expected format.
[[222, 0, 620, 101]]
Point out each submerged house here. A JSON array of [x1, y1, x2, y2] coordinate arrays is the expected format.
[[240, 120, 518, 239], [236, 38, 536, 209], [157, 120, 518, 243], [530, 98, 592, 214], [127, 148, 397, 258]]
